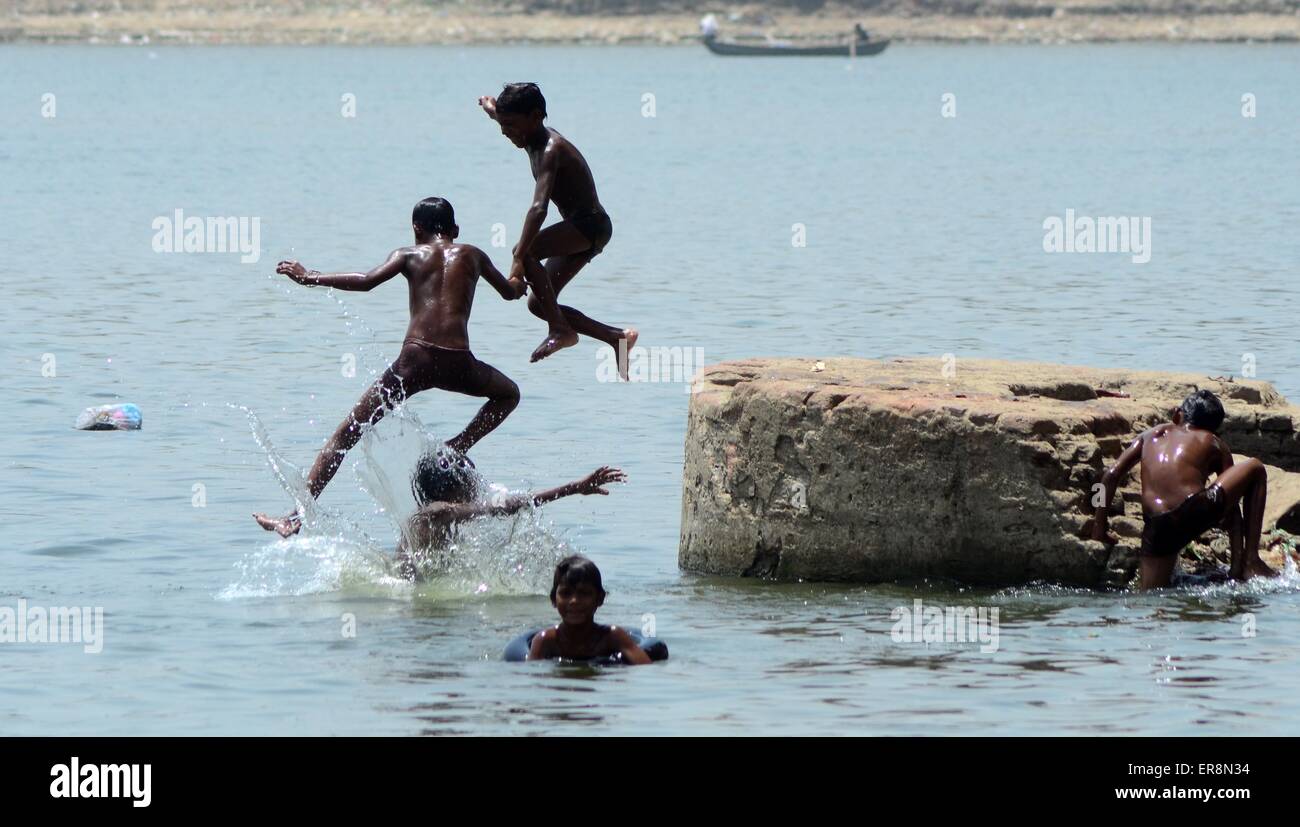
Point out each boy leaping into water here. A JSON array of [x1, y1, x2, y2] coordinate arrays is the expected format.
[[1091, 389, 1276, 589], [254, 197, 524, 537], [478, 82, 637, 374]]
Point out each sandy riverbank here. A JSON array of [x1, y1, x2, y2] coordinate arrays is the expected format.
[[3, 4, 1299, 45]]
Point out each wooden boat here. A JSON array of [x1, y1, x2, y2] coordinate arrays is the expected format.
[[702, 34, 890, 57]]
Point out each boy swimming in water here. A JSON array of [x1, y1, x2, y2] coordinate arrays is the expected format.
[[1091, 389, 1276, 589], [254, 197, 525, 538], [528, 555, 651, 665], [396, 451, 626, 580], [477, 82, 638, 375]]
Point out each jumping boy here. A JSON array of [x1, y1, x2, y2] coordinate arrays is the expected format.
[[478, 82, 638, 375], [397, 450, 626, 579], [528, 555, 651, 665], [253, 197, 524, 538], [1091, 389, 1276, 589]]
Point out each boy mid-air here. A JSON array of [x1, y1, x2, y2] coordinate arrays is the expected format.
[[478, 82, 637, 375], [254, 197, 524, 538], [1091, 389, 1276, 589], [396, 449, 625, 580]]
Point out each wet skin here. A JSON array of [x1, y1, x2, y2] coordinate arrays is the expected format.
[[478, 95, 637, 372], [253, 226, 525, 538], [396, 466, 626, 579], [527, 580, 651, 665], [1091, 410, 1274, 588]]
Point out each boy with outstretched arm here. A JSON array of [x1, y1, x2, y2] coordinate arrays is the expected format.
[[254, 197, 524, 537], [1091, 389, 1275, 588], [396, 451, 626, 578]]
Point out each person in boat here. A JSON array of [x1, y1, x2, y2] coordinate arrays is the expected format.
[[1089, 389, 1276, 589], [700, 14, 719, 40], [854, 23, 870, 41]]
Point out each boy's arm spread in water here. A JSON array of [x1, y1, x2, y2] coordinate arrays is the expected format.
[[531, 466, 626, 506], [1091, 429, 1149, 542], [413, 467, 627, 523], [276, 248, 408, 291], [607, 626, 652, 665]]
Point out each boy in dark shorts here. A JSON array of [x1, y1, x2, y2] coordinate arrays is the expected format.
[[396, 452, 626, 580], [1091, 389, 1275, 588], [527, 556, 651, 665], [478, 82, 638, 376], [254, 197, 524, 538]]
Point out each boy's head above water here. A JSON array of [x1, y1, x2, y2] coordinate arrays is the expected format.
[[550, 555, 606, 625], [494, 82, 547, 147], [1175, 389, 1226, 432], [412, 197, 458, 241], [411, 448, 478, 506]]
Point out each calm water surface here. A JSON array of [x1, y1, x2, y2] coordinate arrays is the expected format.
[[2, 43, 1299, 735]]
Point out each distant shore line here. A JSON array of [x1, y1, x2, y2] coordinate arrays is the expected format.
[[3, 10, 1300, 46]]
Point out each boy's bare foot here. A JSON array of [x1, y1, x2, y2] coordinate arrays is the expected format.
[[253, 511, 302, 538], [615, 328, 639, 381], [530, 329, 579, 363]]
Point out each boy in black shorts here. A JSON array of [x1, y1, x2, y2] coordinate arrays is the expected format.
[[478, 82, 638, 376], [1091, 389, 1276, 588], [254, 197, 524, 537]]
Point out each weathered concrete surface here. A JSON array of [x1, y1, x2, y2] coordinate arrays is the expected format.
[[679, 357, 1300, 587]]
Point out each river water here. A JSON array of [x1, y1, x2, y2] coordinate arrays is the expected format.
[[2, 42, 1299, 734]]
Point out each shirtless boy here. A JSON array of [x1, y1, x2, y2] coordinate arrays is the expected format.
[[254, 197, 524, 537], [478, 82, 637, 374], [396, 452, 625, 580], [1091, 389, 1276, 588], [528, 555, 651, 665]]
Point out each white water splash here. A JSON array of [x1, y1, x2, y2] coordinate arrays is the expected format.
[[225, 403, 572, 600], [352, 412, 571, 595], [217, 534, 404, 600]]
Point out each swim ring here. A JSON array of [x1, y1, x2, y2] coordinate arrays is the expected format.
[[503, 627, 669, 664]]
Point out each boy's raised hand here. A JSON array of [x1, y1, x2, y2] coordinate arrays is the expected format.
[[576, 467, 627, 496], [477, 95, 498, 121], [276, 260, 312, 284]]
